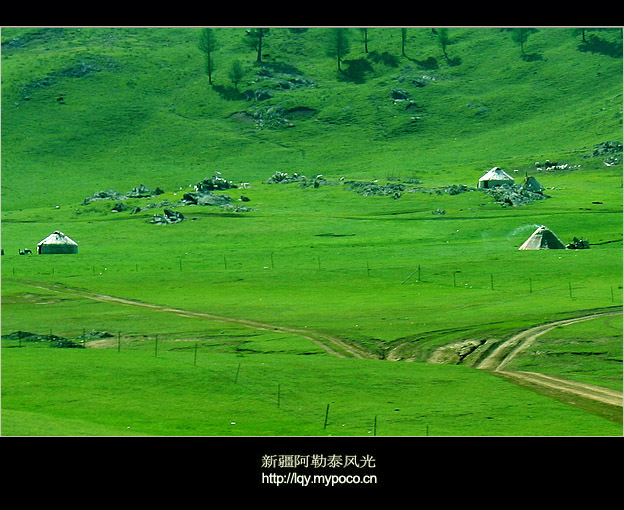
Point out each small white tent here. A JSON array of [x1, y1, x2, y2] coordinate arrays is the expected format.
[[518, 226, 566, 250], [37, 231, 78, 254], [478, 167, 514, 189]]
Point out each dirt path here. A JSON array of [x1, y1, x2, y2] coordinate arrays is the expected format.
[[11, 279, 623, 413], [14, 280, 375, 360], [476, 310, 623, 409], [476, 312, 618, 371], [497, 371, 623, 407]]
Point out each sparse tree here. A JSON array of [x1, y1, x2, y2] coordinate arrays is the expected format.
[[198, 28, 218, 85], [401, 28, 407, 57], [360, 28, 370, 53], [229, 59, 244, 90], [437, 28, 450, 60], [572, 27, 588, 43], [509, 28, 538, 56], [326, 28, 351, 72], [245, 28, 270, 63]]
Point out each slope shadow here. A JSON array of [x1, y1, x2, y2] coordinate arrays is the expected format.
[[578, 35, 623, 58]]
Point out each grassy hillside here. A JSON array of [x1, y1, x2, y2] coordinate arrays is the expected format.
[[2, 27, 622, 207], [1, 26, 622, 437]]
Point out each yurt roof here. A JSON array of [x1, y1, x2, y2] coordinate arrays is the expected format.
[[479, 167, 514, 182], [37, 231, 78, 247]]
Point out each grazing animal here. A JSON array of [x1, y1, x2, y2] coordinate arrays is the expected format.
[[19, 249, 32, 255]]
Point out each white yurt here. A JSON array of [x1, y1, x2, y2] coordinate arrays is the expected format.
[[37, 231, 78, 254], [478, 167, 515, 189]]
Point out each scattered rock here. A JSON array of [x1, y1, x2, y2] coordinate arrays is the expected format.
[[126, 184, 157, 198], [483, 183, 548, 207], [253, 63, 315, 91], [194, 173, 237, 191], [150, 209, 185, 225], [83, 189, 126, 204], [51, 338, 85, 349], [83, 184, 163, 204], [111, 202, 127, 212], [251, 104, 294, 128], [589, 140, 622, 158], [228, 205, 254, 213], [566, 237, 590, 249], [443, 184, 474, 195], [1, 330, 84, 348], [391, 88, 410, 100], [266, 171, 307, 184], [345, 180, 406, 197], [84, 173, 251, 218], [182, 191, 232, 206], [582, 141, 623, 166], [244, 88, 274, 101], [77, 330, 114, 341]]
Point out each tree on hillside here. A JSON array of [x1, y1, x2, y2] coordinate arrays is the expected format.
[[572, 27, 588, 43], [360, 28, 370, 53], [229, 60, 244, 91], [508, 28, 538, 57], [326, 28, 351, 72], [245, 28, 270, 63], [401, 28, 407, 57], [437, 28, 450, 60], [198, 28, 218, 85]]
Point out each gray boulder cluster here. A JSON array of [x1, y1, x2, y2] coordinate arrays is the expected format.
[[181, 192, 232, 207], [266, 170, 548, 208], [586, 140, 622, 166], [150, 208, 185, 225], [266, 171, 309, 184], [344, 180, 406, 198], [483, 183, 548, 207], [240, 64, 317, 129], [566, 237, 590, 250], [193, 173, 237, 192], [83, 174, 252, 225], [83, 184, 163, 205], [1, 330, 84, 348], [252, 63, 315, 92]]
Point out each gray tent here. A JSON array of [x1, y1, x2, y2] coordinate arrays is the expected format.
[[478, 167, 515, 189], [518, 226, 566, 250], [523, 175, 544, 192], [37, 231, 78, 254]]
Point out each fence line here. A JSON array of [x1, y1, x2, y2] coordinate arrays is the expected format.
[[4, 256, 621, 303]]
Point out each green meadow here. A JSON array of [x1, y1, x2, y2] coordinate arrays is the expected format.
[[1, 26, 622, 436]]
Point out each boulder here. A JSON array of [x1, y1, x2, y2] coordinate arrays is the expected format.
[[150, 209, 185, 224], [391, 88, 410, 100]]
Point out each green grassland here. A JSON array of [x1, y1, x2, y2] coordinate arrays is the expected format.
[[1, 26, 622, 436]]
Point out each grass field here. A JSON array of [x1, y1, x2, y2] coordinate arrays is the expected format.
[[1, 26, 622, 437]]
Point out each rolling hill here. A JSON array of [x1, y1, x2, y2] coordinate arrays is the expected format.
[[1, 26, 622, 438]]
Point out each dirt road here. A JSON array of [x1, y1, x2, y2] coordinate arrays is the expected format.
[[14, 280, 375, 360], [476, 312, 620, 372], [476, 310, 623, 410], [11, 280, 623, 414]]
